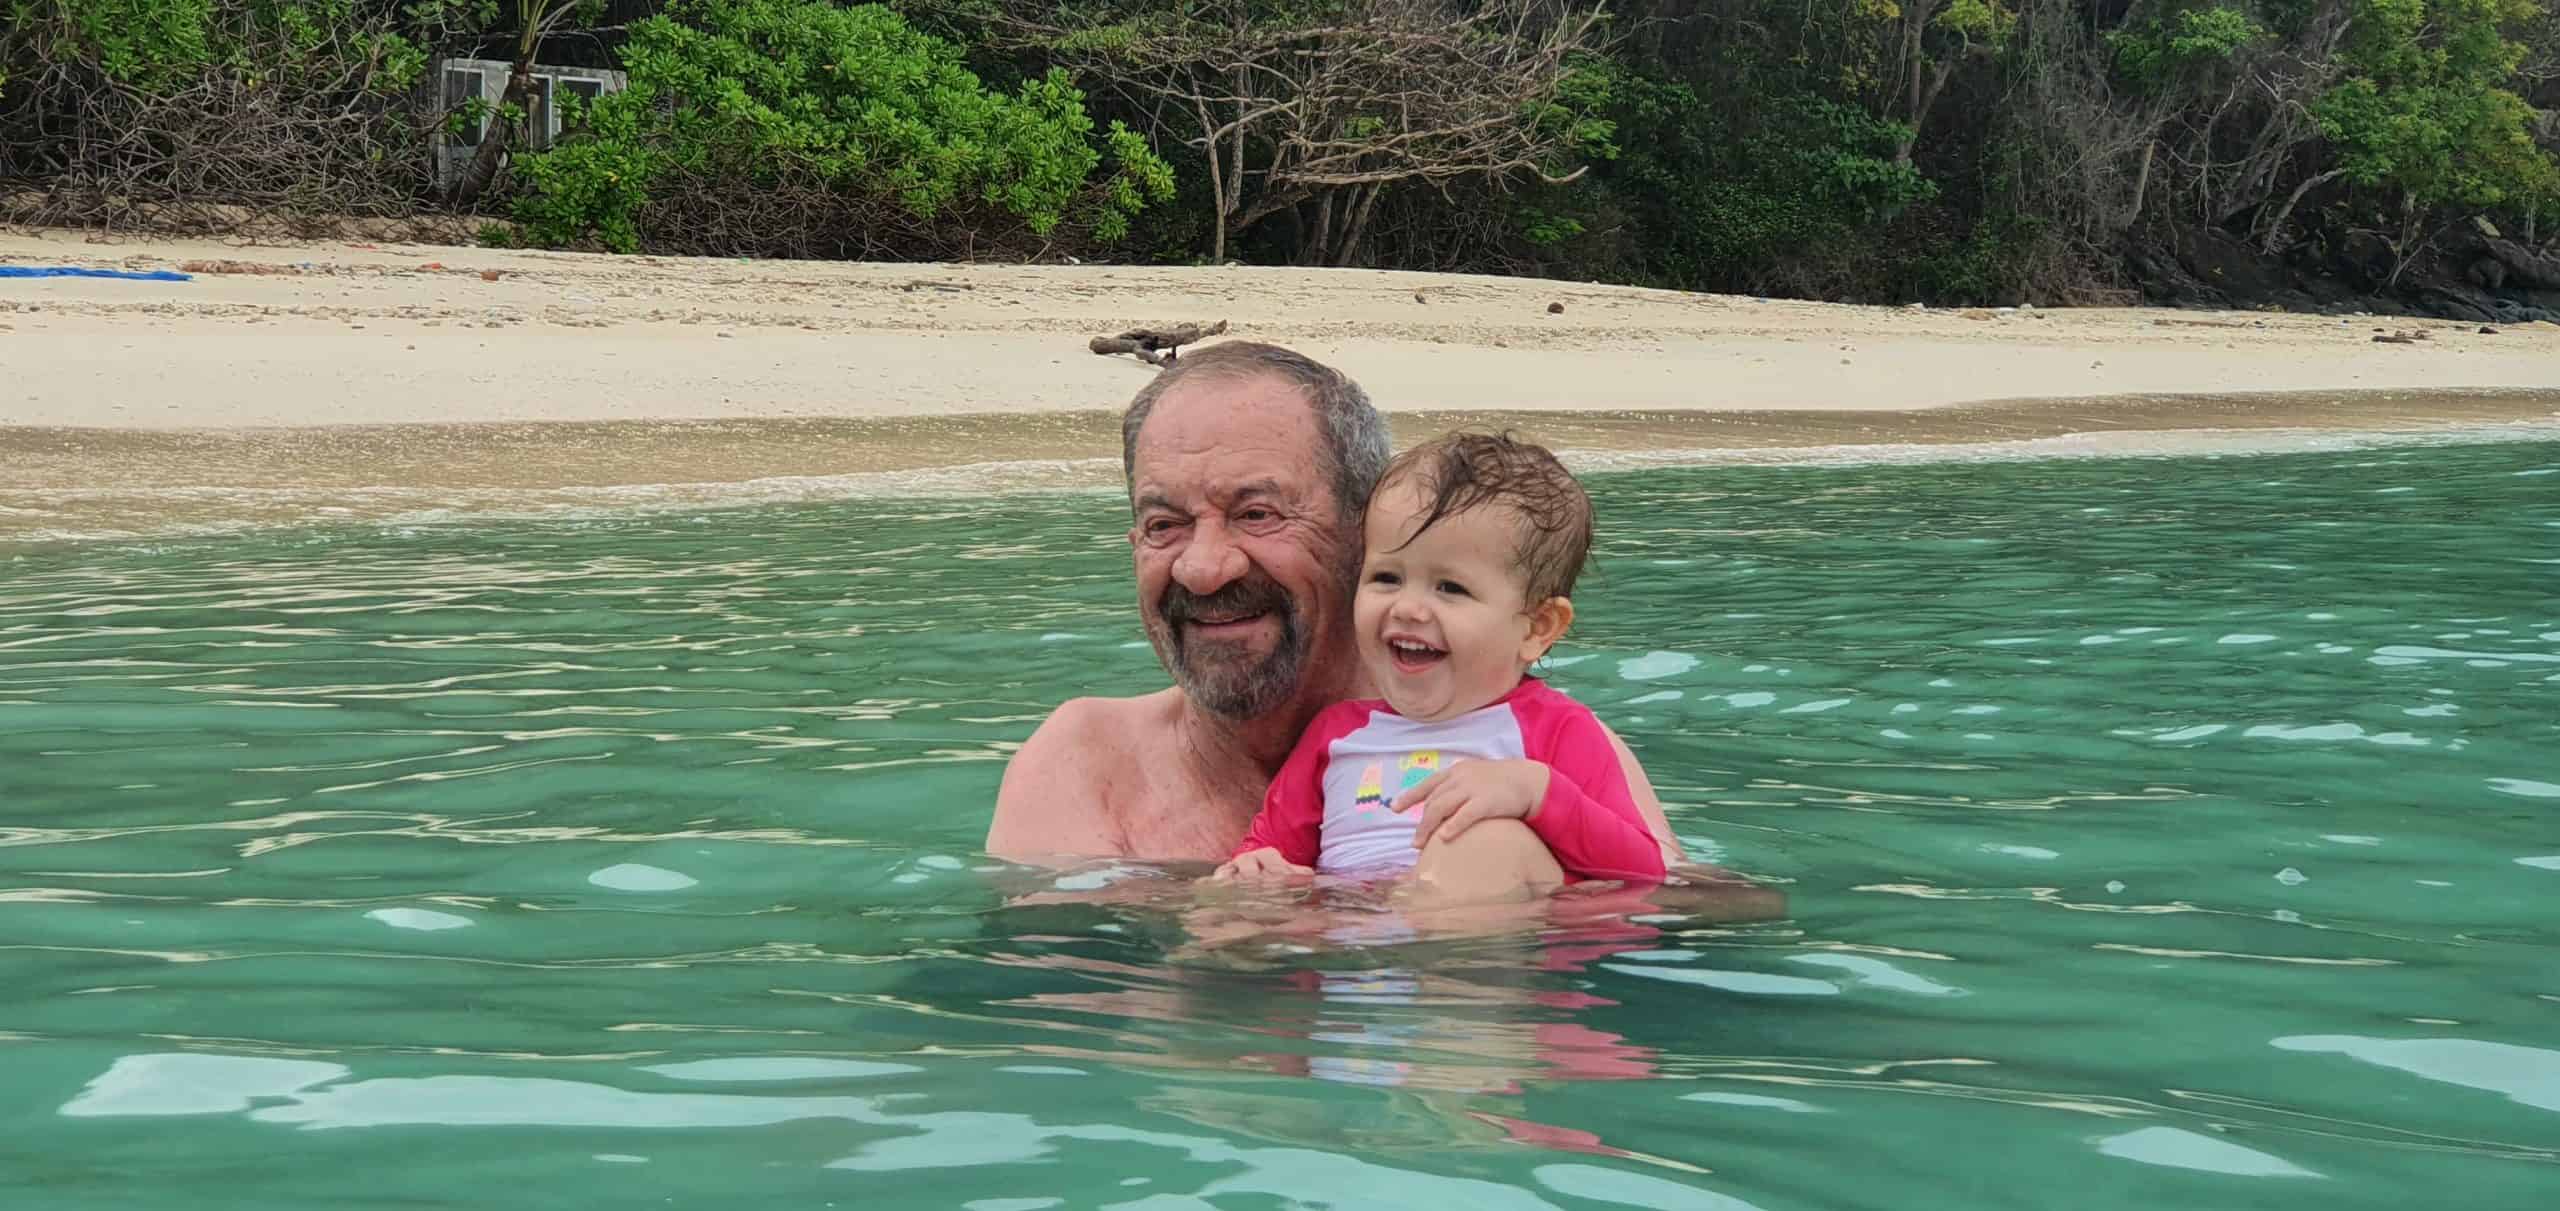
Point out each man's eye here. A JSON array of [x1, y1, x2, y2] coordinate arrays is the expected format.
[[1238, 507, 1279, 526]]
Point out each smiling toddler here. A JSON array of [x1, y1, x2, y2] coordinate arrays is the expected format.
[[1213, 432, 1667, 887]]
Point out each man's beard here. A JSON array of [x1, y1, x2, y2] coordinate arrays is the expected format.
[[1151, 574, 1308, 721]]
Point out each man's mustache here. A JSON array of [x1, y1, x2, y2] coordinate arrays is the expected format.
[[1160, 577, 1293, 630]]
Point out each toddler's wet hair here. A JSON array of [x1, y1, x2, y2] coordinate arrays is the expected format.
[[1375, 431, 1592, 603]]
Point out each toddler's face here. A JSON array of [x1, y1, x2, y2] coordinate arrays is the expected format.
[[1353, 480, 1564, 722]]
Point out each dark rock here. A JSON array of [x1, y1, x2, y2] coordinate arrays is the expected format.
[[2299, 273, 2362, 306], [2121, 215, 2560, 327], [2174, 227, 2291, 301], [2481, 239, 2560, 291], [2413, 286, 2498, 324], [2487, 299, 2560, 325]]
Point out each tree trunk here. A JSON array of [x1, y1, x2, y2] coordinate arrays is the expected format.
[[1900, 6, 1929, 128], [2257, 167, 2344, 255], [1195, 87, 1229, 263], [1896, 54, 1960, 166], [2207, 86, 2284, 224], [448, 63, 531, 206], [2384, 191, 2427, 290], [1334, 184, 1384, 267], [1302, 192, 1335, 265], [2128, 139, 2156, 225], [1222, 13, 1248, 260], [449, 5, 552, 207]]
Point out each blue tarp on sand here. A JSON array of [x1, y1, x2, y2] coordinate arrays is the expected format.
[[0, 265, 193, 282]]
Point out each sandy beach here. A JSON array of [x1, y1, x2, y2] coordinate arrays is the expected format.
[[7, 229, 2557, 427], [4, 229, 2555, 540]]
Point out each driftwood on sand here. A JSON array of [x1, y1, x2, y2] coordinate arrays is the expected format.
[[1090, 320, 1229, 366]]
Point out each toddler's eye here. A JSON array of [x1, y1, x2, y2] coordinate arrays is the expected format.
[[1367, 571, 1400, 587], [1437, 580, 1469, 597]]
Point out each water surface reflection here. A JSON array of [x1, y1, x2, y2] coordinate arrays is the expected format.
[[7, 438, 2558, 1207]]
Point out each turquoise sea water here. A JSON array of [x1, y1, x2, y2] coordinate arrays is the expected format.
[[3, 436, 2556, 1208]]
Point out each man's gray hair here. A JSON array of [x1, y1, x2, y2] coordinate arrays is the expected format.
[[1120, 341, 1391, 522]]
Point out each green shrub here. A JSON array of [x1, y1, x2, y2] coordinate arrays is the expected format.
[[59, 0, 217, 94], [2313, 0, 2560, 217], [1597, 69, 1936, 292], [510, 0, 1173, 255], [45, 0, 428, 96], [2111, 5, 2265, 88]]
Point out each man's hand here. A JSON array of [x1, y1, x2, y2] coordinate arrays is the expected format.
[[1393, 758, 1551, 847], [1208, 846, 1313, 881]]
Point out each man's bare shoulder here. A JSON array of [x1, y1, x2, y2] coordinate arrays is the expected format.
[[1027, 689, 1182, 752], [987, 689, 1184, 862]]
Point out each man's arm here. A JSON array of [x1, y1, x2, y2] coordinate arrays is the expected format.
[[987, 699, 1121, 864], [1596, 721, 1686, 866]]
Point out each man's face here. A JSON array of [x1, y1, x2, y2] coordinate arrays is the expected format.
[[1128, 374, 1354, 720]]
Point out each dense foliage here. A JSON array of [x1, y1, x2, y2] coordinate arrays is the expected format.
[[3, 1, 466, 230], [507, 0, 1172, 256], [0, 0, 1168, 255], [1446, 0, 2560, 303], [5, 0, 2556, 310]]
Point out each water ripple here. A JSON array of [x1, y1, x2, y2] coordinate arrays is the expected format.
[[3, 441, 2557, 1205]]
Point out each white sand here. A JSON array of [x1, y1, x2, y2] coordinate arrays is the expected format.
[[5, 230, 2554, 430]]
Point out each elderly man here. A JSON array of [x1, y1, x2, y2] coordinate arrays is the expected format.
[[987, 341, 1682, 870]]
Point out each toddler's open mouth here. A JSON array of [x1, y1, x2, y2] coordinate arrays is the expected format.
[[1384, 636, 1447, 673]]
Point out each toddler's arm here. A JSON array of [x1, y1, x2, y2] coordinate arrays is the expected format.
[[1520, 705, 1668, 883], [1221, 707, 1341, 871]]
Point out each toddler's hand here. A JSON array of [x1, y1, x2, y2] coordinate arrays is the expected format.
[[1393, 758, 1552, 847], [1209, 846, 1313, 881]]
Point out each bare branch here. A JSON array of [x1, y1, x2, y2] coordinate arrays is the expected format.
[[968, 0, 1607, 265]]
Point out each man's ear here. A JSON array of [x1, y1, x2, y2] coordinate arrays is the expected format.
[[1521, 596, 1575, 663]]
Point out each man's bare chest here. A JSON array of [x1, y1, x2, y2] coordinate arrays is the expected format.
[[1103, 757, 1261, 864]]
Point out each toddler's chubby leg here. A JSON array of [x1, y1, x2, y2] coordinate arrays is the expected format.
[[1410, 818, 1565, 908]]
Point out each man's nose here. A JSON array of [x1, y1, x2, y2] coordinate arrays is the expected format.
[[1170, 518, 1248, 593]]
